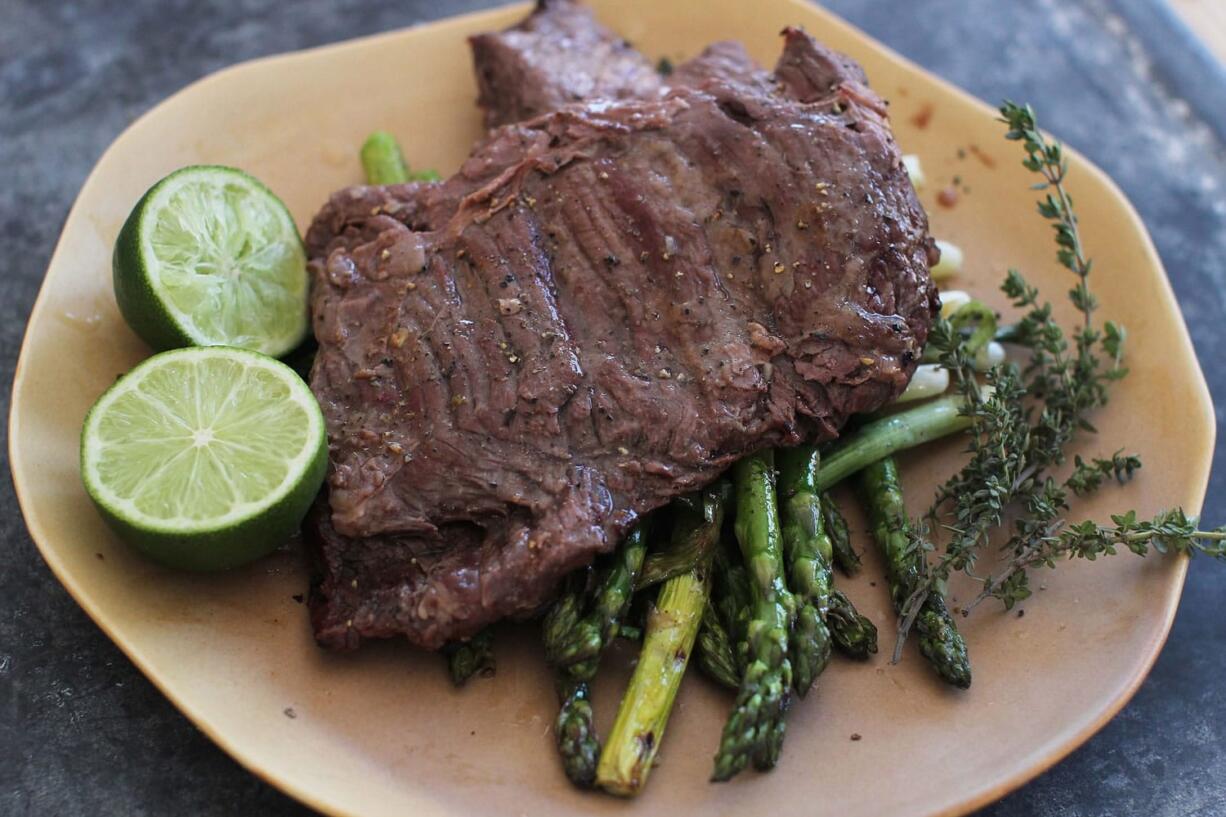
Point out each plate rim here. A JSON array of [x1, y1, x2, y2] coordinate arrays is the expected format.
[[8, 1, 1216, 815]]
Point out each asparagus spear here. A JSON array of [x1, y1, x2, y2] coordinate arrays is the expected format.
[[597, 485, 728, 796], [541, 573, 600, 786], [597, 567, 710, 795], [695, 604, 740, 690], [360, 130, 442, 184], [821, 493, 862, 575], [360, 131, 410, 185], [551, 677, 600, 787], [541, 571, 590, 667], [546, 523, 651, 673], [555, 677, 599, 787], [441, 629, 495, 686], [712, 451, 794, 781], [826, 589, 878, 660], [815, 493, 877, 658], [544, 523, 651, 786], [711, 530, 862, 705], [858, 457, 971, 689], [776, 445, 834, 697], [712, 543, 752, 639], [711, 540, 752, 675]]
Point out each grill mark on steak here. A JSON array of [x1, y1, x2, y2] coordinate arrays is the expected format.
[[305, 23, 936, 651]]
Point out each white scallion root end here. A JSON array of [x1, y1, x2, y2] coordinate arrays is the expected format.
[[938, 289, 971, 317], [931, 240, 963, 281], [975, 341, 1006, 372], [896, 364, 950, 404]]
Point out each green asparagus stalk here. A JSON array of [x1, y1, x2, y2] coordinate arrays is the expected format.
[[546, 524, 651, 672], [815, 493, 877, 657], [544, 523, 651, 787], [541, 573, 600, 786], [541, 572, 590, 666], [360, 130, 441, 184], [858, 458, 971, 688], [776, 445, 834, 697], [821, 493, 862, 575], [552, 683, 599, 787], [711, 542, 752, 674], [555, 677, 599, 787], [360, 131, 410, 185], [695, 604, 740, 690], [826, 589, 878, 660], [712, 451, 794, 781], [712, 544, 752, 638], [597, 485, 728, 796], [815, 393, 976, 493], [442, 629, 495, 686], [597, 567, 710, 795]]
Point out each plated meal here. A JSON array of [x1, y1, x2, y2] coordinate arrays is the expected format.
[[13, 0, 1219, 813]]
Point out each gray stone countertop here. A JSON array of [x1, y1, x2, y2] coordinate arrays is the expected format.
[[3, 1, 1224, 814]]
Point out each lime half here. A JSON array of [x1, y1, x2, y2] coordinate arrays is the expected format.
[[113, 165, 309, 357], [80, 347, 327, 571]]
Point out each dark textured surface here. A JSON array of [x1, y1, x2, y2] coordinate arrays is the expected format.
[[1, 0, 1222, 814]]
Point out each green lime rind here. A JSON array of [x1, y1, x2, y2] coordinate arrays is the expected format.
[[80, 346, 327, 571], [113, 165, 309, 358]]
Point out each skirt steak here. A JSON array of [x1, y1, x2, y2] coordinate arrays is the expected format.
[[304, 13, 937, 650]]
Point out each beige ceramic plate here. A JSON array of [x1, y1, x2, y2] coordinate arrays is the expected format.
[[9, 1, 1215, 815]]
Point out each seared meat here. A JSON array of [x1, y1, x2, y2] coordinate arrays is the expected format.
[[670, 40, 771, 92], [469, 0, 664, 128], [305, 24, 937, 651]]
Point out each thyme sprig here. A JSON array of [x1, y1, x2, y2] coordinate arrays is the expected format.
[[893, 102, 1225, 658], [976, 508, 1226, 612]]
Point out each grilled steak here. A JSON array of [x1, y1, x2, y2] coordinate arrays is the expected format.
[[469, 0, 664, 129], [305, 24, 937, 651]]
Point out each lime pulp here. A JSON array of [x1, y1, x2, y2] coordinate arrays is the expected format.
[[112, 165, 309, 357], [80, 346, 327, 571]]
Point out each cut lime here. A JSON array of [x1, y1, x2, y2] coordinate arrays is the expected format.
[[113, 165, 309, 357], [80, 346, 327, 571]]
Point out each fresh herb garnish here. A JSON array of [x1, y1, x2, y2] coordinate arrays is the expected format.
[[894, 102, 1226, 658]]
